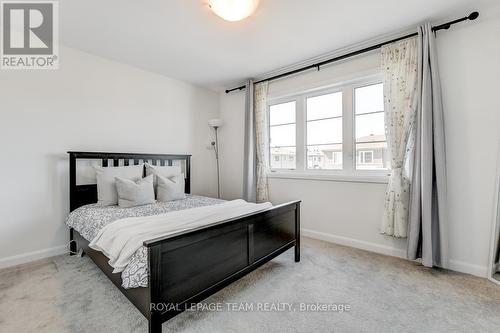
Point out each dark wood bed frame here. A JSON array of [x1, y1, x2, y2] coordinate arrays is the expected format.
[[68, 151, 300, 333]]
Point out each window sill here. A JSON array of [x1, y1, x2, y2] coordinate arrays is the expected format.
[[267, 171, 389, 184]]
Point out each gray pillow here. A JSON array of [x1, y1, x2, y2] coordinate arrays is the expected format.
[[144, 163, 182, 188], [115, 175, 155, 208], [94, 165, 144, 207], [157, 173, 186, 202]]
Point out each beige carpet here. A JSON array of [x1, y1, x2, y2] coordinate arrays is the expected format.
[[1, 238, 499, 333]]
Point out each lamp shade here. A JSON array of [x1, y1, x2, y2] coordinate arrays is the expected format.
[[208, 0, 259, 22], [208, 118, 223, 128]]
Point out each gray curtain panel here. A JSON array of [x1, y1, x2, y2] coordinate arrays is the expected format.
[[407, 23, 448, 268], [242, 79, 257, 202]]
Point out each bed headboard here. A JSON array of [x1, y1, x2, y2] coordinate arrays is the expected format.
[[68, 151, 191, 211]]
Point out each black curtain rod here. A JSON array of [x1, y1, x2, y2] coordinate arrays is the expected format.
[[225, 11, 479, 94]]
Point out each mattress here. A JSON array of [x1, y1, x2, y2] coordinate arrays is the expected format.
[[66, 195, 224, 289]]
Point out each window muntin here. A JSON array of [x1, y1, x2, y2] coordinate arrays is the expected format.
[[354, 83, 389, 170], [306, 92, 343, 170], [269, 101, 296, 169]]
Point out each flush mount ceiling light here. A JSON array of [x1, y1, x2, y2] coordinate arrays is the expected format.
[[208, 0, 259, 22]]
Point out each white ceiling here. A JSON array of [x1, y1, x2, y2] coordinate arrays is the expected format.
[[61, 0, 493, 91]]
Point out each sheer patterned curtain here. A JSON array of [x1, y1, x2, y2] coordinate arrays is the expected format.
[[243, 80, 269, 203], [380, 38, 419, 237], [254, 82, 270, 202]]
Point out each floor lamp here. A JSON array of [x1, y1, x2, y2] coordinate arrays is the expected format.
[[209, 118, 223, 199]]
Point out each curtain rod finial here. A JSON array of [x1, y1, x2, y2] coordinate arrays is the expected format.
[[468, 12, 479, 20]]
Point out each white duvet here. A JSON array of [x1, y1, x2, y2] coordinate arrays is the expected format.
[[89, 199, 272, 273]]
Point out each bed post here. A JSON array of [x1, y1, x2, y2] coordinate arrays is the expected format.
[[69, 153, 77, 255], [148, 245, 163, 333], [185, 155, 191, 194], [148, 318, 162, 333], [295, 202, 300, 262]]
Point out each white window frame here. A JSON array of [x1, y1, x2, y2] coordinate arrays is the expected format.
[[267, 74, 390, 183]]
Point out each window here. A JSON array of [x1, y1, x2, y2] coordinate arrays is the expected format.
[[267, 76, 389, 177], [354, 83, 389, 170], [306, 92, 342, 170], [358, 150, 374, 164], [269, 101, 296, 169]]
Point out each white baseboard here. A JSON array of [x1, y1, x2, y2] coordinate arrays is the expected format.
[[0, 232, 490, 279], [0, 245, 68, 270], [448, 259, 488, 278], [488, 276, 500, 285], [302, 228, 406, 259], [488, 263, 500, 285], [302, 228, 489, 278]]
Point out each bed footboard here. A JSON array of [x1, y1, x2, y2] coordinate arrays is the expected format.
[[144, 200, 301, 333]]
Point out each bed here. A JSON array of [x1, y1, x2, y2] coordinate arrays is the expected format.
[[67, 151, 301, 333]]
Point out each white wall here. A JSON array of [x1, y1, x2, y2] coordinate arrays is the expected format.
[[218, 9, 500, 277], [218, 91, 246, 200], [0, 46, 219, 267], [437, 7, 500, 275]]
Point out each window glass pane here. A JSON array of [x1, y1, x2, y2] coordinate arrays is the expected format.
[[355, 112, 385, 142], [356, 142, 390, 170], [307, 118, 342, 145], [269, 101, 296, 125], [355, 83, 388, 170], [355, 83, 384, 114], [270, 124, 295, 147], [307, 144, 342, 170], [270, 147, 296, 169], [307, 92, 342, 120]]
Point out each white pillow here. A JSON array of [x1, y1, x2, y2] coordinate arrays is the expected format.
[[94, 164, 143, 207], [115, 175, 155, 208], [157, 173, 186, 202], [144, 163, 182, 188]]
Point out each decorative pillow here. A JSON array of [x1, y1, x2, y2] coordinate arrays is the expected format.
[[156, 173, 186, 202], [115, 175, 155, 208], [144, 163, 182, 188], [94, 165, 143, 207]]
